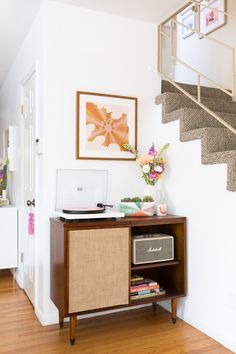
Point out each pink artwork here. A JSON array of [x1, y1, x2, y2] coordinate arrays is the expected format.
[[200, 0, 227, 36], [206, 9, 219, 26], [76, 92, 137, 160], [86, 102, 129, 151]]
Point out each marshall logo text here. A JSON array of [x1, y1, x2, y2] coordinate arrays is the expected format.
[[147, 246, 162, 253]]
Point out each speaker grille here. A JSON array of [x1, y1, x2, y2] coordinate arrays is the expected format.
[[132, 234, 174, 264]]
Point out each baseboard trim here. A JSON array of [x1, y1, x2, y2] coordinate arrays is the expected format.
[[159, 301, 236, 353], [35, 307, 59, 326], [35, 303, 150, 326], [179, 313, 236, 353]]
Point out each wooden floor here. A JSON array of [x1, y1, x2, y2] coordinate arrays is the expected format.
[[0, 270, 233, 354]]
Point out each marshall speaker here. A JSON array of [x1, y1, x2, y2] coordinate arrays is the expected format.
[[132, 234, 174, 264]]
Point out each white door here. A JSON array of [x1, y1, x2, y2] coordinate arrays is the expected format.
[[22, 71, 36, 306]]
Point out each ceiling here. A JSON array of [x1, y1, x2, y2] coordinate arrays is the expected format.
[[53, 0, 186, 23], [0, 0, 185, 87]]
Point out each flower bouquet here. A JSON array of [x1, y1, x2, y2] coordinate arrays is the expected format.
[[123, 143, 170, 186]]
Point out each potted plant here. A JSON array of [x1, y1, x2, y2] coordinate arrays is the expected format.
[[120, 196, 156, 217]]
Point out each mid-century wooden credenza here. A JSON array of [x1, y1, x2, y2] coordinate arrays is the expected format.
[[50, 215, 186, 345]]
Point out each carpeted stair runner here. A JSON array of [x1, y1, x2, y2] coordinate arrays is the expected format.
[[156, 81, 236, 191]]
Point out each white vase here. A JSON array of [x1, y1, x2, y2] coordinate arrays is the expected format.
[[143, 184, 165, 204], [156, 185, 165, 204], [143, 184, 156, 202], [2, 190, 7, 199]]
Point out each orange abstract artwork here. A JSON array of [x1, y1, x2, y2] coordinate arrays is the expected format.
[[86, 102, 129, 151]]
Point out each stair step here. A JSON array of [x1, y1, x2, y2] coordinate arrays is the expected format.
[[202, 149, 236, 160], [162, 108, 236, 131], [161, 80, 232, 101], [181, 109, 236, 131], [181, 127, 236, 153], [157, 80, 236, 191], [156, 92, 236, 115]]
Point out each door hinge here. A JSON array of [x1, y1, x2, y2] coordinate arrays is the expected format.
[[21, 104, 24, 115], [20, 252, 24, 263]]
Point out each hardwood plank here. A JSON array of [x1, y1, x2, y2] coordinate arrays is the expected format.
[[0, 270, 233, 353]]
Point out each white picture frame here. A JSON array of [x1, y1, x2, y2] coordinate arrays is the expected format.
[[199, 0, 227, 36], [180, 6, 196, 39]]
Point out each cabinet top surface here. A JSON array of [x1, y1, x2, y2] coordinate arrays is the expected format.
[[50, 215, 186, 229], [0, 205, 17, 211]]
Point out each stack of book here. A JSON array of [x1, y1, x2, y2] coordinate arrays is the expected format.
[[130, 275, 166, 301]]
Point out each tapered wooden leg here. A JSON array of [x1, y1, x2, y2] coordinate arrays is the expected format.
[[171, 298, 177, 324], [152, 302, 157, 311], [70, 315, 77, 345], [59, 312, 64, 328]]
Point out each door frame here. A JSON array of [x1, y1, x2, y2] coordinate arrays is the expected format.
[[20, 63, 39, 308]]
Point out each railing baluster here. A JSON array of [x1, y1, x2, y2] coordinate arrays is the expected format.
[[233, 49, 236, 101], [171, 20, 174, 58], [158, 25, 163, 74], [196, 4, 200, 37], [197, 75, 201, 103]]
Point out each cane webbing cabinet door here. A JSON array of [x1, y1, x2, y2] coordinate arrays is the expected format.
[[68, 228, 130, 313]]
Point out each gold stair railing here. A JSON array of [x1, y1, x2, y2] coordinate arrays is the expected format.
[[158, 0, 236, 135]]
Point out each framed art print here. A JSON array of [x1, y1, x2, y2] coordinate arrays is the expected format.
[[180, 6, 196, 39], [199, 0, 227, 36], [76, 92, 137, 160]]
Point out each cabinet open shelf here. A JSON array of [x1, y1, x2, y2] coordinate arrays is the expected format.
[[131, 260, 180, 271], [130, 290, 184, 305]]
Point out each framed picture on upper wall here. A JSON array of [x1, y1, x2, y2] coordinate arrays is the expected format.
[[199, 0, 227, 36], [180, 6, 196, 39], [76, 91, 137, 160]]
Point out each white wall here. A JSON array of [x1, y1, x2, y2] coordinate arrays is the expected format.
[[37, 1, 160, 323], [174, 0, 236, 90], [155, 107, 236, 352], [0, 4, 46, 290], [161, 7, 236, 349]]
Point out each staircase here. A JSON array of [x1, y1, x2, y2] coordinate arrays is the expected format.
[[156, 81, 236, 191]]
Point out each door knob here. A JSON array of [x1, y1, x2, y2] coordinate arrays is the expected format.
[[27, 199, 35, 207]]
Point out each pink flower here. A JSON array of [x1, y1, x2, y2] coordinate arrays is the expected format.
[[148, 144, 157, 156], [149, 172, 158, 180]]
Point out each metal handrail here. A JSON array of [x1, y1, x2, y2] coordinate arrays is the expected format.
[[158, 1, 236, 135], [173, 18, 234, 51], [160, 0, 236, 27], [161, 21, 235, 98], [190, 0, 230, 17], [161, 74, 236, 135]]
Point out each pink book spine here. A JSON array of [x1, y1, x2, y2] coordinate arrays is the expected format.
[[130, 284, 160, 293]]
